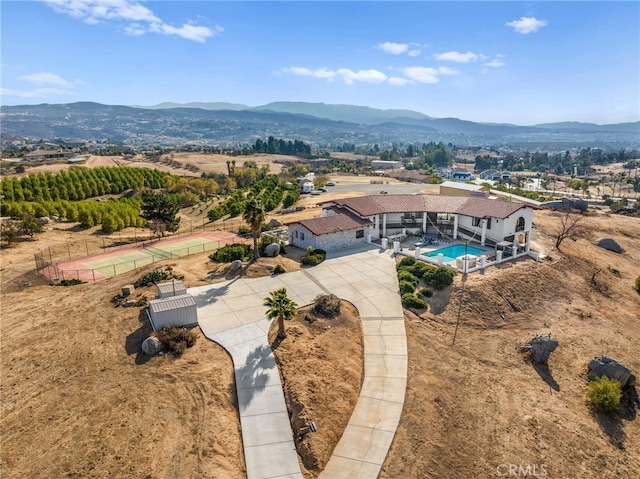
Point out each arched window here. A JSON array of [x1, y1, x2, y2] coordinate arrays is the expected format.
[[516, 216, 525, 232]]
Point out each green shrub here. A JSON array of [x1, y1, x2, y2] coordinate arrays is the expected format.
[[312, 293, 341, 317], [273, 264, 286, 275], [134, 267, 176, 288], [397, 270, 419, 286], [635, 275, 640, 292], [423, 266, 455, 289], [259, 234, 281, 255], [209, 243, 252, 263], [301, 247, 326, 266], [399, 280, 416, 295], [401, 293, 428, 310], [397, 256, 416, 269], [418, 287, 433, 298], [153, 327, 198, 357], [586, 376, 623, 411], [405, 262, 431, 279]]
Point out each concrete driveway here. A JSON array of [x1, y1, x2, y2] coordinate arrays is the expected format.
[[189, 244, 406, 479]]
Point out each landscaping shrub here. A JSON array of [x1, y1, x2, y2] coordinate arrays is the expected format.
[[397, 256, 416, 269], [273, 264, 286, 275], [58, 278, 85, 286], [312, 293, 341, 317], [153, 327, 198, 357], [134, 267, 183, 288], [423, 266, 455, 289], [397, 270, 419, 286], [259, 234, 285, 255], [301, 247, 326, 266], [401, 293, 428, 310], [209, 243, 252, 263], [587, 376, 622, 411], [399, 280, 416, 295], [418, 287, 433, 298], [635, 275, 640, 292], [403, 262, 431, 279]]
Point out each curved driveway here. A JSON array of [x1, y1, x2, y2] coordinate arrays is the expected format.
[[189, 244, 406, 479]]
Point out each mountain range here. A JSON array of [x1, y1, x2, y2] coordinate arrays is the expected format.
[[1, 101, 638, 149]]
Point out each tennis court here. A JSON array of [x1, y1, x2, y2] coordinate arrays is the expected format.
[[39, 231, 249, 282]]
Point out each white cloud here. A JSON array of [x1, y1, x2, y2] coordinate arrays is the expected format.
[[433, 51, 479, 63], [388, 77, 413, 86], [42, 0, 219, 42], [408, 49, 421, 58], [437, 66, 459, 76], [377, 42, 409, 55], [506, 17, 548, 34], [337, 69, 388, 85], [483, 59, 505, 68], [402, 67, 439, 84], [19, 72, 74, 88], [149, 22, 218, 43], [0, 87, 72, 99], [284, 66, 389, 85], [284, 67, 337, 81]]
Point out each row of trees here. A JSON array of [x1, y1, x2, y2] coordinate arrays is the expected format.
[[0, 167, 170, 202], [253, 137, 312, 156], [207, 175, 285, 222]]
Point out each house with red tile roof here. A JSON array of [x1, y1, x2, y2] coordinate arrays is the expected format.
[[287, 194, 534, 254]]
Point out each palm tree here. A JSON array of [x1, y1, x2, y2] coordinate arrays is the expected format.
[[264, 288, 298, 339], [243, 199, 265, 260]]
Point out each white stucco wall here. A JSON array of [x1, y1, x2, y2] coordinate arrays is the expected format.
[[501, 207, 534, 242]]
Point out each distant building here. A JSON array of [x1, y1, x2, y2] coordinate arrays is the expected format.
[[386, 170, 431, 183], [371, 160, 402, 169], [439, 181, 489, 197], [24, 149, 75, 161], [451, 168, 475, 181], [480, 169, 511, 181]]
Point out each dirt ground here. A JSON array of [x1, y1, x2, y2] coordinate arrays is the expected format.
[[269, 301, 363, 479], [2, 201, 639, 478]]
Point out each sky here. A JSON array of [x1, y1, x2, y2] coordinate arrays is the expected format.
[[1, 1, 639, 125]]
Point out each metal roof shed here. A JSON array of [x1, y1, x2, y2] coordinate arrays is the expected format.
[[156, 279, 188, 298], [148, 294, 198, 331]]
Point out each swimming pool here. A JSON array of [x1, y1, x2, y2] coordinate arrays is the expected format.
[[422, 244, 487, 263]]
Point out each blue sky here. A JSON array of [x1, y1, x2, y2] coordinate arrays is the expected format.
[[1, 1, 639, 125]]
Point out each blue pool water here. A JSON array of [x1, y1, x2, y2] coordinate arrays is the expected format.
[[422, 244, 486, 263]]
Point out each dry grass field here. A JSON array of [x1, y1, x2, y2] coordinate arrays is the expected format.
[[1, 166, 639, 478]]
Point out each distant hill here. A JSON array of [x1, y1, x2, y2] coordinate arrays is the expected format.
[[1, 101, 638, 148], [132, 101, 250, 111]]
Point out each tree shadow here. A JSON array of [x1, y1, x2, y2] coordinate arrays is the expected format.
[[190, 277, 240, 305], [235, 344, 276, 412], [592, 385, 638, 450], [530, 361, 560, 391]]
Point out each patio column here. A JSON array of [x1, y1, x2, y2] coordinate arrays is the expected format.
[[525, 232, 531, 252], [382, 213, 387, 237], [453, 214, 459, 239], [512, 236, 518, 258], [374, 214, 380, 232], [480, 218, 487, 246], [422, 212, 427, 234]]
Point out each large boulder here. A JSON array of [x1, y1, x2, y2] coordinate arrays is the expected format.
[[522, 335, 559, 363], [588, 355, 636, 387], [268, 218, 283, 228], [229, 259, 243, 273], [142, 336, 162, 355], [595, 237, 624, 254], [265, 242, 280, 257]]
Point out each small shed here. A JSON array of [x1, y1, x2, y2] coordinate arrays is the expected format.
[[148, 294, 198, 331], [156, 279, 188, 298]]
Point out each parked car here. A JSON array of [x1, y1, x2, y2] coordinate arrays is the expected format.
[[326, 181, 336, 186], [318, 187, 327, 192]]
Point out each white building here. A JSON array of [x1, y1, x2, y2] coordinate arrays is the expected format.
[[371, 160, 402, 169], [288, 194, 535, 253], [148, 294, 198, 331]]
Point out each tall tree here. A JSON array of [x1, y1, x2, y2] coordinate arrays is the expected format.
[[263, 288, 298, 340], [243, 199, 265, 260], [140, 191, 181, 235]]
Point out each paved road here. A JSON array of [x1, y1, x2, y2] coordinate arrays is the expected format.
[[189, 244, 406, 479]]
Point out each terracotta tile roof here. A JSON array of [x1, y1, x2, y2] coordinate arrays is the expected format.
[[290, 213, 372, 236], [329, 194, 531, 219], [455, 198, 530, 219]]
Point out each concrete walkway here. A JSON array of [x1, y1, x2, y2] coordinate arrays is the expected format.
[[189, 244, 406, 479]]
